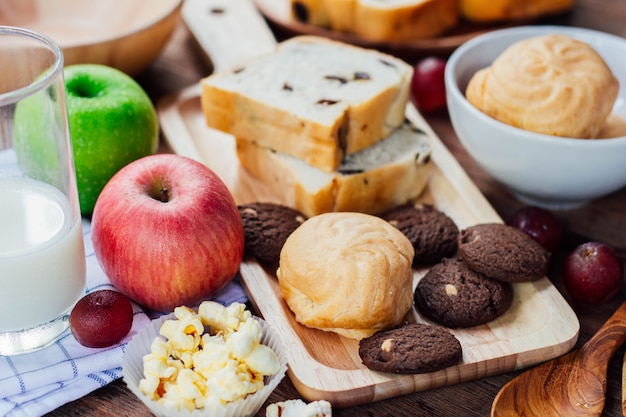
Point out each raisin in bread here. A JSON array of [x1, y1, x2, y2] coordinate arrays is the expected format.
[[236, 120, 432, 217], [290, 0, 459, 42], [200, 36, 412, 173]]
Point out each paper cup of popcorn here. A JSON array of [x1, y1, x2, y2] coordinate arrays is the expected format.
[[122, 302, 288, 417]]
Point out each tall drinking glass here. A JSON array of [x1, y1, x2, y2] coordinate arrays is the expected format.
[[0, 26, 86, 355]]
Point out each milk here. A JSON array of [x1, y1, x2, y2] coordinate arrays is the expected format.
[[0, 177, 86, 332]]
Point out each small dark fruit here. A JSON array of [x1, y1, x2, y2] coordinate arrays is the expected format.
[[70, 289, 133, 348], [508, 206, 563, 253], [563, 241, 624, 304], [411, 56, 447, 112]]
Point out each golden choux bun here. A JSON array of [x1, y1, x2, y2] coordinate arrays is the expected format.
[[466, 34, 619, 138], [276, 212, 414, 340]]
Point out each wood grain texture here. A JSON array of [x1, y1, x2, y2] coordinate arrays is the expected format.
[[0, 0, 182, 75], [492, 302, 626, 417]]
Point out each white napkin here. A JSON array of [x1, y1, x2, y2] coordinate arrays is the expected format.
[[0, 220, 248, 417]]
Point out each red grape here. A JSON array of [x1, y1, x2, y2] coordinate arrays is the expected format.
[[563, 241, 624, 304], [70, 289, 133, 348], [507, 206, 563, 253], [411, 56, 447, 113]]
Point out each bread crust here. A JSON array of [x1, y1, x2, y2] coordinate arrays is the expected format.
[[459, 0, 574, 23], [352, 0, 459, 41], [290, 0, 459, 42]]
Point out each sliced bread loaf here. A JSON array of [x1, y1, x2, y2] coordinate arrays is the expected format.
[[353, 0, 459, 41], [201, 36, 413, 173], [235, 120, 432, 217], [290, 0, 458, 42]]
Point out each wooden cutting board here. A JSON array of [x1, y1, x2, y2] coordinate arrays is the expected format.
[[157, 0, 580, 408]]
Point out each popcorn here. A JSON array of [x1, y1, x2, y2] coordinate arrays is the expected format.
[[138, 301, 281, 411], [266, 399, 333, 417]]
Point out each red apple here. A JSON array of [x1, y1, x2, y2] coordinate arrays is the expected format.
[[563, 241, 624, 304], [91, 154, 245, 312]]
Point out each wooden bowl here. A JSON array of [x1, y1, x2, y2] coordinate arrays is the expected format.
[[0, 0, 183, 75]]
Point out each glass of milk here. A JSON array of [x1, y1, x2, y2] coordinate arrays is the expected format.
[[0, 26, 86, 355]]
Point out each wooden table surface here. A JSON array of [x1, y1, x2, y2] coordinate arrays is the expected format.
[[48, 1, 626, 415]]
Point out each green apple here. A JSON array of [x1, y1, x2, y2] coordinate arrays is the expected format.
[[64, 64, 159, 215]]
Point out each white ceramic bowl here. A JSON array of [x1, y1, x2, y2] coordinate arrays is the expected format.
[[0, 0, 182, 76], [445, 25, 626, 210]]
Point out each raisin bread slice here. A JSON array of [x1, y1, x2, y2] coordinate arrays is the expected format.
[[235, 121, 432, 218], [201, 36, 413, 173]]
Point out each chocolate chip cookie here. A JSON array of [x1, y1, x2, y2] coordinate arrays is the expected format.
[[414, 257, 514, 328], [359, 323, 462, 374], [238, 202, 306, 266], [380, 203, 459, 265], [458, 223, 550, 282]]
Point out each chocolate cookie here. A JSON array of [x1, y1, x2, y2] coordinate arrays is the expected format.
[[238, 202, 306, 266], [458, 223, 550, 282], [414, 257, 514, 328], [359, 323, 462, 374], [380, 203, 459, 265]]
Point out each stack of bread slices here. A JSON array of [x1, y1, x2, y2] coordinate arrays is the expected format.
[[200, 35, 432, 217]]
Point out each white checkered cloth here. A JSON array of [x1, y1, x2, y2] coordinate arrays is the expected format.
[[0, 220, 248, 417]]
